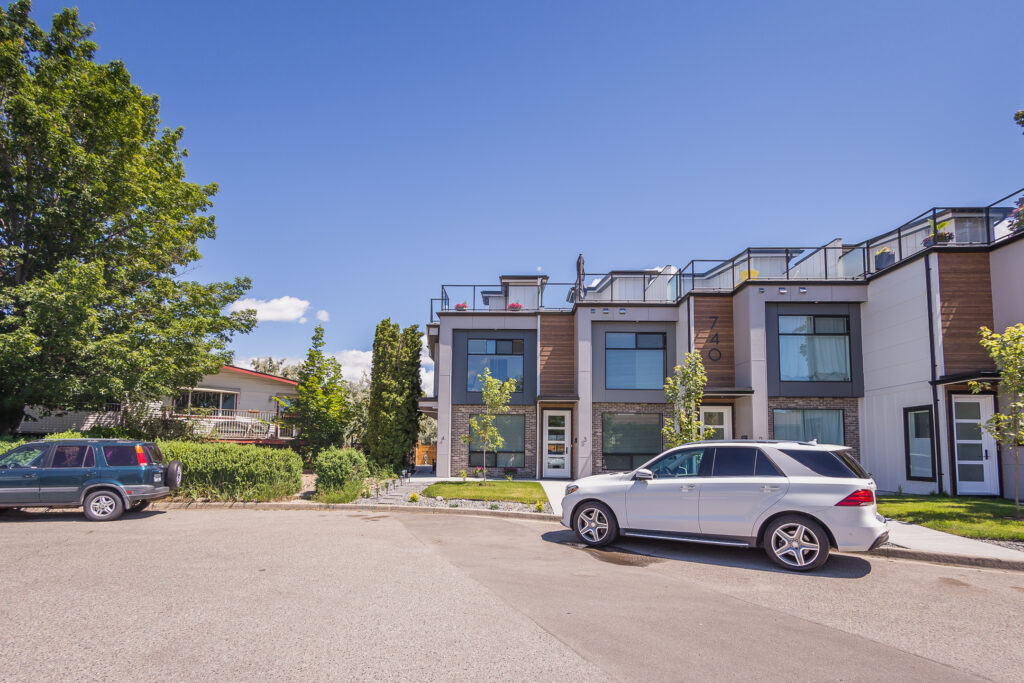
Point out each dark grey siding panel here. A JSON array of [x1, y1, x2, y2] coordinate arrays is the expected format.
[[452, 329, 537, 405], [765, 302, 864, 398]]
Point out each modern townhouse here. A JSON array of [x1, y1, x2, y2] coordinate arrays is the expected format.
[[420, 190, 1024, 498]]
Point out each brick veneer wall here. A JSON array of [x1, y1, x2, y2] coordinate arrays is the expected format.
[[766, 397, 861, 462], [592, 402, 672, 473], [451, 404, 538, 478]]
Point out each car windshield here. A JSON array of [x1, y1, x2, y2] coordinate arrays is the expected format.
[[0, 444, 49, 468], [779, 449, 869, 479]]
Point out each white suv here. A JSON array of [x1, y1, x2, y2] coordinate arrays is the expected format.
[[560, 440, 888, 571]]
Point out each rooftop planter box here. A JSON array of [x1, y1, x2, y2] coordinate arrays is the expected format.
[[506, 302, 523, 311], [874, 248, 894, 269], [923, 231, 953, 247], [454, 302, 468, 311]]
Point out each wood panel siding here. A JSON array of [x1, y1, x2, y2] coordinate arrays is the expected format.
[[693, 296, 735, 389], [539, 314, 575, 396], [937, 253, 995, 375]]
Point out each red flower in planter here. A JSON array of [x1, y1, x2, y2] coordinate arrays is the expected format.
[[506, 303, 523, 311], [454, 302, 468, 311]]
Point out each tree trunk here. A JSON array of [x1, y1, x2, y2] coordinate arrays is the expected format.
[[1015, 445, 1020, 519], [0, 403, 25, 436]]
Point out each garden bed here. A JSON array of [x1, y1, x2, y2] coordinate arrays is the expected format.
[[421, 481, 548, 505]]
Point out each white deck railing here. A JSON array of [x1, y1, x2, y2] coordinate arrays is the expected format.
[[169, 408, 297, 440]]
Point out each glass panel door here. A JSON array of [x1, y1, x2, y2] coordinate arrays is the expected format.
[[699, 406, 733, 440], [952, 395, 998, 495], [542, 410, 572, 479]]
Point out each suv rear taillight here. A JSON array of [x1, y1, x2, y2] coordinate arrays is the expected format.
[[836, 489, 875, 506], [135, 445, 148, 466]]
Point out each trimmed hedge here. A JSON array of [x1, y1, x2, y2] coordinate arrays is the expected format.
[[158, 441, 303, 502], [314, 447, 369, 503]]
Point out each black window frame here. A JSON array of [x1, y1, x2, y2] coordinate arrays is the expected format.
[[903, 405, 936, 482], [777, 314, 852, 383], [467, 414, 526, 468], [772, 408, 845, 445], [604, 332, 667, 391], [601, 412, 665, 471], [466, 338, 525, 394]]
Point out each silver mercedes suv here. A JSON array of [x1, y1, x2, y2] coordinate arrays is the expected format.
[[560, 440, 888, 571]]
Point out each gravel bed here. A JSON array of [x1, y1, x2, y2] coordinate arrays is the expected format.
[[977, 538, 1024, 554]]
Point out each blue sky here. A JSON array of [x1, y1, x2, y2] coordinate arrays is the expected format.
[[32, 1, 1024, 390]]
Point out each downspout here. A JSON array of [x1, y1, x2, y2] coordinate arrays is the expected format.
[[924, 253, 944, 493]]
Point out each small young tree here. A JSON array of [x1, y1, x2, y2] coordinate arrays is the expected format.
[[662, 351, 713, 447], [460, 368, 517, 484], [282, 325, 350, 462], [970, 324, 1024, 518]]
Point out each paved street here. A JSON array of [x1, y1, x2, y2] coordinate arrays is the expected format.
[[2, 509, 1022, 682]]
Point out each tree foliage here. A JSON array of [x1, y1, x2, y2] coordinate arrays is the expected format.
[[0, 2, 254, 433], [282, 325, 349, 460], [970, 324, 1024, 517], [363, 319, 421, 471], [662, 352, 712, 447], [460, 367, 516, 483], [249, 356, 300, 380]]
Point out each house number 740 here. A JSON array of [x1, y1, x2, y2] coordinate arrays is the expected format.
[[707, 315, 722, 362]]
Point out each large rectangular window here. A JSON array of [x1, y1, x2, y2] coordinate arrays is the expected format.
[[605, 332, 666, 390], [904, 406, 935, 480], [468, 414, 525, 467], [773, 408, 844, 445], [467, 338, 524, 393], [778, 315, 851, 382], [602, 413, 664, 470], [173, 389, 238, 416]]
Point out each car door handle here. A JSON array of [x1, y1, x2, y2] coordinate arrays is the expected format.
[[761, 485, 780, 492], [680, 483, 697, 492], [22, 474, 36, 479]]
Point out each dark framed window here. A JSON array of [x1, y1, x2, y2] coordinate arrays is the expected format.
[[174, 390, 238, 415], [778, 315, 851, 382], [605, 332, 666, 390], [779, 449, 868, 479], [468, 414, 525, 467], [708, 447, 784, 477], [467, 338, 524, 393], [904, 406, 935, 481], [602, 413, 664, 470], [773, 408, 844, 445]]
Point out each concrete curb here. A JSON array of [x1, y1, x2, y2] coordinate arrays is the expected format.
[[867, 546, 1024, 572], [150, 500, 562, 523]]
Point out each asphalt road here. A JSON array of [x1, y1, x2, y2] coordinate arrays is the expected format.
[[1, 509, 1022, 682]]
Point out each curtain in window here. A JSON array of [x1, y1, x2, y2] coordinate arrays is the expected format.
[[773, 409, 843, 444], [779, 336, 850, 381]]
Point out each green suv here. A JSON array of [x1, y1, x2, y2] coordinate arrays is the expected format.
[[0, 439, 182, 521]]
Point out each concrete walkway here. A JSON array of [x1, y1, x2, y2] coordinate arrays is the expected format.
[[883, 519, 1024, 562]]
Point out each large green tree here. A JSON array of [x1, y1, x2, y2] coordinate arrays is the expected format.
[[0, 2, 254, 433], [283, 325, 350, 459], [363, 319, 421, 471]]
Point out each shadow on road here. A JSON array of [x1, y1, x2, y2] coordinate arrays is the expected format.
[[0, 508, 167, 523], [541, 528, 873, 578]]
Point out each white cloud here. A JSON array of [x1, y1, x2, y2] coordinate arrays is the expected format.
[[316, 310, 330, 322], [420, 333, 435, 396], [331, 349, 373, 382], [299, 317, 307, 324], [228, 296, 310, 323]]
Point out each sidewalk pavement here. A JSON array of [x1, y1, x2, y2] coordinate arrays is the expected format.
[[871, 519, 1024, 571]]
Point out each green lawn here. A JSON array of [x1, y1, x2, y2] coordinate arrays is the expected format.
[[421, 481, 548, 504], [877, 494, 1024, 541]]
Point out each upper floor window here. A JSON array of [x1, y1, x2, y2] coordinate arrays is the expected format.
[[605, 332, 666, 390], [778, 315, 851, 382], [467, 338, 524, 392]]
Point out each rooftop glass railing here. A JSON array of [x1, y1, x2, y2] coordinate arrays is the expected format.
[[429, 189, 1023, 322]]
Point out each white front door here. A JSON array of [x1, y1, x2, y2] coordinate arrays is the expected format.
[[952, 395, 999, 495], [542, 410, 571, 479], [699, 406, 733, 441]]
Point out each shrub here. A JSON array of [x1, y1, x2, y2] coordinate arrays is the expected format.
[[314, 447, 369, 503], [460, 469, 467, 482], [534, 501, 545, 513], [503, 467, 517, 481], [158, 441, 303, 501], [409, 492, 419, 503]]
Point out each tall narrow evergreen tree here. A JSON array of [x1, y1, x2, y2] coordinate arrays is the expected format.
[[364, 318, 422, 471]]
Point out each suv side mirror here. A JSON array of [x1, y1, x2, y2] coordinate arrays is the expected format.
[[633, 468, 653, 481]]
